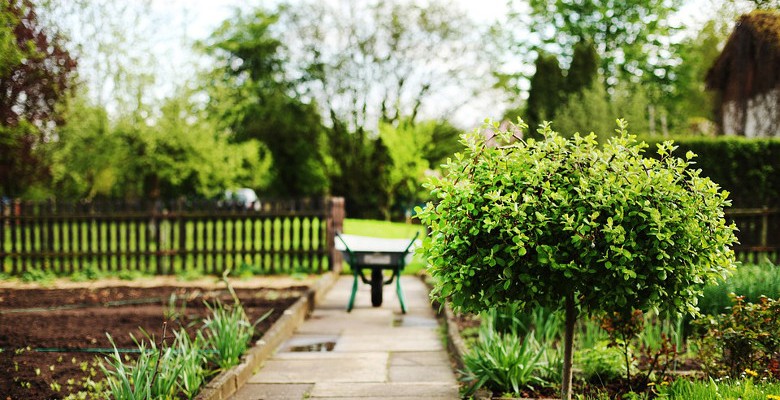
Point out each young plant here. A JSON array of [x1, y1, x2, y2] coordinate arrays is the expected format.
[[462, 314, 548, 396], [201, 300, 270, 369], [418, 119, 738, 399], [694, 295, 780, 379]]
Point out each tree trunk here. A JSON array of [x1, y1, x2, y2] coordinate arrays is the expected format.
[[561, 292, 577, 400]]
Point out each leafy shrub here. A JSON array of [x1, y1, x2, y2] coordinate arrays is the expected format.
[[577, 340, 630, 383], [419, 119, 738, 398], [462, 316, 548, 396], [70, 264, 104, 282], [694, 295, 780, 379]]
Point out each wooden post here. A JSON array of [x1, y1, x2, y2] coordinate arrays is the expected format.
[[326, 197, 345, 273]]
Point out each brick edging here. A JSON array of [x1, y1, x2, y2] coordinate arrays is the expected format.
[[195, 271, 340, 400]]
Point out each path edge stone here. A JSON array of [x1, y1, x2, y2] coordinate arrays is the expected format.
[[194, 271, 339, 400]]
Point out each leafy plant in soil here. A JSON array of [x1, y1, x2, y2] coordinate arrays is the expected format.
[[694, 294, 780, 379], [418, 119, 738, 399]]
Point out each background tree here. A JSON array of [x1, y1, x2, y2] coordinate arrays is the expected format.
[[264, 0, 489, 216], [418, 120, 737, 399], [378, 118, 457, 220], [0, 0, 76, 198], [565, 40, 599, 96], [521, 0, 682, 90], [524, 53, 565, 135], [202, 9, 328, 197]]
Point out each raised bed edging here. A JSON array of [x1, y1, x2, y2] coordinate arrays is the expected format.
[[194, 271, 339, 400]]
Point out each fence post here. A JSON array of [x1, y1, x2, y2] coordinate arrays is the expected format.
[[761, 206, 769, 249], [326, 197, 345, 273]]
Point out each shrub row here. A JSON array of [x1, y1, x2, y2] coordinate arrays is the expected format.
[[640, 135, 780, 209]]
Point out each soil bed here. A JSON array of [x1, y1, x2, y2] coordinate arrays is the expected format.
[[0, 282, 307, 400]]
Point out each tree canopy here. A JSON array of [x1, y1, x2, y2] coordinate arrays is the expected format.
[[418, 119, 738, 398], [0, 0, 77, 198]]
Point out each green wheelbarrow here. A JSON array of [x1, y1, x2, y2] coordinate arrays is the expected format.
[[335, 232, 420, 313]]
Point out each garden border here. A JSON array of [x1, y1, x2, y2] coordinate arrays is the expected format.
[[193, 271, 339, 400]]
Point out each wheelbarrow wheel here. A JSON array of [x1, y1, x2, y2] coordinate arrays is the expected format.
[[370, 268, 383, 307]]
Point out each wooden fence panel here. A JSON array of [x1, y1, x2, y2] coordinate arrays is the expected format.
[[0, 197, 344, 275]]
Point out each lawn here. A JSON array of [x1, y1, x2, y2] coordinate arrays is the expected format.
[[341, 218, 427, 275]]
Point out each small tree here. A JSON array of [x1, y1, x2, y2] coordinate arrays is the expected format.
[[417, 119, 737, 399]]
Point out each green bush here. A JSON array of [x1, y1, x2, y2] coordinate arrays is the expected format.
[[694, 295, 780, 379], [640, 135, 780, 209], [419, 119, 738, 398], [577, 340, 630, 383]]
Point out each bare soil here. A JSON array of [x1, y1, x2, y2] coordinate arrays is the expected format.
[[0, 279, 309, 400]]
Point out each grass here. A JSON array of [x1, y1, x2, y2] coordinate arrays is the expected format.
[[698, 261, 780, 316], [655, 378, 780, 399], [342, 218, 427, 275]]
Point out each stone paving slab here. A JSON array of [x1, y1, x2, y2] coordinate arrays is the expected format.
[[229, 275, 459, 400], [308, 382, 459, 398], [248, 353, 389, 383], [230, 383, 313, 400]]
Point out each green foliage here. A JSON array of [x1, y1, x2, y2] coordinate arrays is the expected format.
[[419, 119, 737, 316], [565, 40, 599, 96], [462, 314, 549, 396], [698, 262, 780, 316], [0, 0, 77, 199], [202, 9, 329, 197], [666, 20, 723, 129], [69, 265, 104, 282], [201, 300, 268, 369], [693, 295, 780, 379], [577, 341, 630, 383], [20, 268, 56, 284], [656, 377, 780, 399], [523, 0, 681, 91], [553, 81, 612, 141], [100, 334, 181, 399], [53, 90, 270, 200], [379, 119, 453, 220], [640, 135, 780, 209], [525, 53, 565, 134]]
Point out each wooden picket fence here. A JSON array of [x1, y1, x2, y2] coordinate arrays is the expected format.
[[1, 200, 778, 275], [727, 207, 780, 264], [0, 197, 345, 275]]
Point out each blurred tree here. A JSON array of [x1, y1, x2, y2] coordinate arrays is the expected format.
[[554, 81, 612, 141], [521, 0, 682, 91], [53, 89, 271, 200], [525, 52, 565, 135], [202, 9, 329, 197], [666, 20, 724, 132], [0, 0, 77, 198], [565, 40, 599, 96], [378, 118, 458, 220]]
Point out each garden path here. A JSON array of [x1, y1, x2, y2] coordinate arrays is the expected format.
[[229, 275, 459, 400]]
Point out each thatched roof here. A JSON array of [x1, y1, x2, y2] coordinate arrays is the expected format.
[[706, 10, 780, 100]]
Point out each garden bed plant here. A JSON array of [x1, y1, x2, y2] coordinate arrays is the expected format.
[[443, 240, 780, 398], [418, 119, 740, 399], [0, 276, 306, 399]]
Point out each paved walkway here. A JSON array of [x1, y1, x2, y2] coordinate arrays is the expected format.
[[230, 275, 459, 400]]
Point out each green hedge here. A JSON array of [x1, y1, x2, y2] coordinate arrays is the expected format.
[[640, 136, 780, 209]]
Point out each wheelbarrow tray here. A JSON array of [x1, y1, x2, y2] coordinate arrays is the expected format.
[[335, 233, 420, 313]]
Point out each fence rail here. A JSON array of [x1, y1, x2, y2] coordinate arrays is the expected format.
[[726, 207, 780, 263], [0, 197, 345, 275]]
